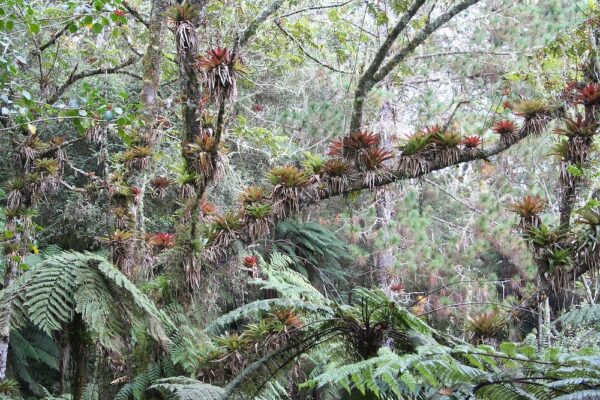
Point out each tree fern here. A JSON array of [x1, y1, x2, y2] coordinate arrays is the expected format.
[[258, 252, 328, 303], [8, 327, 59, 393], [0, 251, 172, 354], [149, 377, 225, 400], [558, 303, 600, 326], [205, 298, 332, 335], [214, 286, 600, 400], [272, 219, 351, 282]]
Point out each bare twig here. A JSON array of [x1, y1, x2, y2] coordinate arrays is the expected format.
[[277, 1, 352, 19], [122, 0, 149, 28], [46, 56, 140, 104], [274, 20, 349, 74]]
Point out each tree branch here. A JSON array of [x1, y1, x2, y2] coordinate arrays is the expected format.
[[350, 0, 482, 132], [122, 0, 150, 28], [274, 20, 350, 74], [349, 0, 427, 132], [39, 24, 70, 52], [237, 0, 286, 49], [372, 0, 482, 83], [276, 1, 352, 19], [46, 56, 139, 104], [204, 115, 552, 259]]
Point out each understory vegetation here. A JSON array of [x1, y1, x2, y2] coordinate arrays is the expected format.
[[0, 0, 600, 399]]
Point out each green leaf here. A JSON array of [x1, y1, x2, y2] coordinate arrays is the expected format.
[[91, 23, 103, 34], [28, 23, 40, 34], [566, 165, 583, 177]]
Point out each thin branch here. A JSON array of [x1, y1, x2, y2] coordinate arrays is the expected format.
[[274, 20, 350, 74], [349, 0, 427, 132], [39, 24, 70, 52], [408, 50, 522, 60], [46, 56, 139, 104], [442, 100, 469, 132], [237, 0, 286, 49], [276, 1, 352, 19], [122, 0, 149, 28], [0, 116, 103, 132], [417, 301, 532, 316]]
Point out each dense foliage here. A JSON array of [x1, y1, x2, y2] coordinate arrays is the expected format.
[[0, 0, 599, 399]]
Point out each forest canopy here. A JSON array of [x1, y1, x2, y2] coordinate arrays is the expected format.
[[0, 0, 600, 399]]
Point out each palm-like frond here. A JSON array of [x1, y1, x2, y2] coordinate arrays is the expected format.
[[0, 251, 173, 353]]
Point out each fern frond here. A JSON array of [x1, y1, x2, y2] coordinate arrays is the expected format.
[[0, 251, 171, 355], [149, 377, 225, 400], [205, 298, 332, 334], [558, 303, 600, 326]]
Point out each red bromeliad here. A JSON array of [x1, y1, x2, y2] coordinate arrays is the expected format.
[[147, 232, 176, 249]]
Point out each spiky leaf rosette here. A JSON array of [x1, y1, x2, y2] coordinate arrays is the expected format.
[[243, 203, 272, 241], [467, 311, 507, 344], [178, 173, 198, 200], [184, 131, 223, 177], [240, 186, 265, 205], [462, 135, 482, 149], [360, 147, 393, 189], [150, 176, 171, 199], [111, 206, 132, 229], [508, 195, 546, 230], [573, 208, 600, 276], [396, 131, 433, 176], [204, 213, 242, 261], [148, 232, 176, 250], [123, 146, 153, 171], [167, 4, 199, 51], [105, 229, 134, 275], [513, 99, 551, 136], [554, 115, 596, 166], [323, 159, 350, 193], [462, 135, 482, 156], [197, 47, 245, 103], [268, 166, 309, 218], [429, 130, 462, 165], [575, 83, 600, 107], [492, 120, 519, 146], [328, 131, 381, 162]]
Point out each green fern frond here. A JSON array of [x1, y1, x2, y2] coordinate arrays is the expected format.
[[149, 377, 225, 400], [0, 251, 172, 354], [558, 303, 600, 326], [205, 298, 332, 335]]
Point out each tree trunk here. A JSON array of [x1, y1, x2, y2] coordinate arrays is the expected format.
[[373, 90, 397, 289], [70, 313, 89, 400], [374, 188, 395, 288], [0, 256, 18, 380], [127, 0, 168, 274], [0, 155, 32, 379]]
